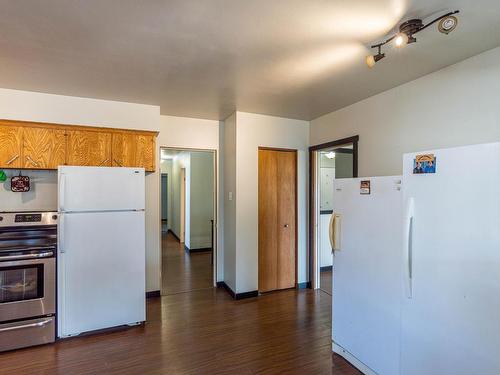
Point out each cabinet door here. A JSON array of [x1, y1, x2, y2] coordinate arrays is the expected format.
[[0, 125, 22, 168], [112, 133, 155, 171], [23, 127, 66, 169], [67, 130, 112, 167]]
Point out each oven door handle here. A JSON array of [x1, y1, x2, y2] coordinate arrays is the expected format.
[[0, 251, 54, 261], [0, 319, 52, 333]]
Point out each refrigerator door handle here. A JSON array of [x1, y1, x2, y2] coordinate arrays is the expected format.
[[330, 213, 341, 252], [59, 173, 66, 212], [59, 213, 66, 254], [404, 197, 415, 298]]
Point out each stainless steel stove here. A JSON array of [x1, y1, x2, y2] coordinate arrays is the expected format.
[[0, 211, 58, 352]]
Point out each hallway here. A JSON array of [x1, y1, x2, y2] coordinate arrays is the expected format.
[[161, 231, 213, 295]]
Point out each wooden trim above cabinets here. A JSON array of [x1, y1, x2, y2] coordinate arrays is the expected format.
[[0, 119, 158, 172]]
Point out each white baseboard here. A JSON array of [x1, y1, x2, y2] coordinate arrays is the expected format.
[[333, 341, 378, 375]]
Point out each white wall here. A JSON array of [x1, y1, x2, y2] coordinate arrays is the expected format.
[[222, 113, 237, 291], [171, 151, 190, 244], [190, 151, 215, 249], [0, 88, 161, 292], [232, 112, 310, 293], [157, 115, 223, 280], [310, 46, 500, 177]]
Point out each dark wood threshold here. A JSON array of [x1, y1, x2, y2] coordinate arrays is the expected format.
[[146, 290, 161, 298], [320, 266, 333, 272], [216, 282, 258, 300]]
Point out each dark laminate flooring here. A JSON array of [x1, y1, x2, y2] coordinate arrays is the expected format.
[[320, 269, 332, 296], [162, 231, 213, 295], [1, 287, 361, 374]]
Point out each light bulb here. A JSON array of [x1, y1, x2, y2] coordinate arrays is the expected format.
[[394, 33, 408, 48], [366, 55, 376, 68], [325, 152, 336, 159]]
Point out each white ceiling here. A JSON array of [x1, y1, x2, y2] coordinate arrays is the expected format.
[[0, 0, 499, 121]]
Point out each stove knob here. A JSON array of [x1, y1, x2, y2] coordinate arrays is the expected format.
[[52, 215, 58, 220], [0, 216, 3, 221]]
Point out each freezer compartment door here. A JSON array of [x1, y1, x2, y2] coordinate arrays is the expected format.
[[401, 142, 500, 375], [58, 211, 146, 337], [58, 166, 145, 212], [332, 176, 402, 375]]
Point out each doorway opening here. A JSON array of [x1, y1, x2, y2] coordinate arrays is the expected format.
[[309, 136, 358, 294], [159, 147, 217, 296]]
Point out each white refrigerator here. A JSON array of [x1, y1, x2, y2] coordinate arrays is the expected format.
[[57, 166, 146, 337], [401, 142, 500, 375], [331, 176, 402, 375]]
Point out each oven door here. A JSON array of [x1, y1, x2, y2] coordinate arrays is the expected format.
[[0, 252, 55, 322]]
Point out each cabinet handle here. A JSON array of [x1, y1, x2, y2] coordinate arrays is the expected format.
[[284, 224, 289, 228], [0, 319, 52, 333], [113, 159, 123, 167], [99, 158, 110, 166], [26, 155, 39, 167], [5, 154, 19, 165]]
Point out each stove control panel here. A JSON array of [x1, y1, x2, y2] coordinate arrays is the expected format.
[[0, 212, 58, 227], [15, 213, 43, 223]]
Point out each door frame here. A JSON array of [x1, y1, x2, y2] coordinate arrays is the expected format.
[[159, 146, 218, 294], [258, 147, 299, 291], [180, 167, 186, 243], [308, 136, 359, 290]]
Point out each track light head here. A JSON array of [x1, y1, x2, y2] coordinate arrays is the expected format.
[[394, 33, 408, 48], [438, 15, 458, 34], [366, 51, 385, 68]]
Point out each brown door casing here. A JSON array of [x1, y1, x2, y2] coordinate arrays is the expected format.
[[308, 135, 359, 289]]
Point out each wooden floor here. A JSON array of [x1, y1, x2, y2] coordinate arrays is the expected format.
[[320, 269, 332, 296], [162, 231, 213, 295], [0, 288, 360, 374]]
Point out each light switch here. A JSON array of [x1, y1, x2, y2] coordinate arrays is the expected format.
[[228, 192, 233, 201]]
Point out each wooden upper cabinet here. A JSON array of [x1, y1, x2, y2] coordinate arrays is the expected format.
[[112, 132, 155, 172], [67, 130, 112, 167], [0, 120, 156, 171], [23, 127, 66, 169], [0, 125, 23, 168]]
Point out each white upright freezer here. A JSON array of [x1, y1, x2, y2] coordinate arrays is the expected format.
[[331, 176, 402, 375], [57, 166, 146, 337], [401, 142, 500, 375]]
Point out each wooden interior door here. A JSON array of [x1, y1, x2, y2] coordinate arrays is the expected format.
[[258, 149, 297, 292], [0, 125, 22, 168], [22, 127, 66, 169], [67, 129, 112, 167], [112, 132, 155, 171], [276, 151, 297, 289]]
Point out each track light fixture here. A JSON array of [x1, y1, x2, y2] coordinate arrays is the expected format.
[[366, 45, 385, 68], [366, 10, 459, 68]]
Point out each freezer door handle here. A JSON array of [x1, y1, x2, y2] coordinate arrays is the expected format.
[[404, 198, 415, 298], [59, 173, 66, 212], [329, 213, 341, 252]]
